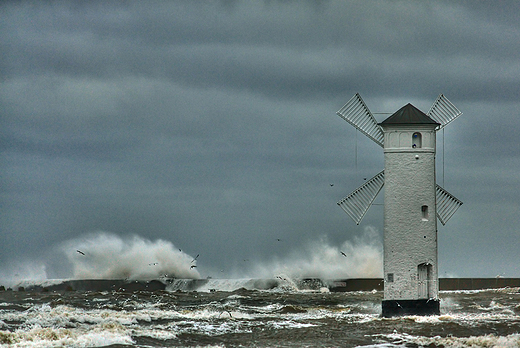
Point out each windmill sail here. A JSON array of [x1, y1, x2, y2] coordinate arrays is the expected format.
[[338, 171, 385, 225], [436, 184, 463, 225], [428, 94, 462, 130], [337, 93, 384, 147]]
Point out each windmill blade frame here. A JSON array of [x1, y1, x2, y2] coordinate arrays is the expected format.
[[336, 93, 384, 147], [428, 94, 462, 130], [337, 171, 385, 225], [436, 184, 463, 225]]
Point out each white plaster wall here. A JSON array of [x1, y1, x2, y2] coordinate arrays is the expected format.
[[384, 128, 435, 150], [382, 126, 438, 300]]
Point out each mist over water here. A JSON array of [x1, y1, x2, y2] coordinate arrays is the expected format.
[[0, 260, 48, 288], [248, 226, 383, 279]]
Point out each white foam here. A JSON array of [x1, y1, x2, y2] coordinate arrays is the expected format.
[[0, 322, 134, 348], [374, 332, 520, 348], [441, 287, 520, 295], [355, 344, 403, 348], [171, 319, 252, 336], [11, 279, 67, 291], [268, 320, 318, 329], [131, 324, 178, 341], [0, 302, 190, 347], [192, 278, 262, 292]]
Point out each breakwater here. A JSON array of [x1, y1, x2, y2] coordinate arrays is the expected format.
[[326, 278, 520, 291], [3, 278, 520, 292]]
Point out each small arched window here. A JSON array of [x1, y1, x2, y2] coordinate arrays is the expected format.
[[421, 205, 428, 221], [412, 132, 422, 148]]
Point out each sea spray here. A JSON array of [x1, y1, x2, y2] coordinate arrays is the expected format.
[[2, 227, 381, 285], [61, 231, 200, 280], [248, 226, 383, 280], [0, 260, 48, 288]]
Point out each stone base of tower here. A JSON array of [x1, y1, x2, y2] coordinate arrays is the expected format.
[[382, 299, 440, 317]]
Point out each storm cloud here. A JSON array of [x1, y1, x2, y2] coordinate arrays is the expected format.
[[1, 1, 519, 280]]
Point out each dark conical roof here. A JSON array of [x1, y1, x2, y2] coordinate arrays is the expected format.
[[379, 103, 440, 125]]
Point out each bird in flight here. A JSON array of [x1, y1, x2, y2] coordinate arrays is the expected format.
[[190, 265, 197, 269], [340, 251, 347, 257], [76, 250, 85, 256], [191, 254, 199, 263]]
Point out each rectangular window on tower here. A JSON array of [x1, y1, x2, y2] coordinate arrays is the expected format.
[[421, 205, 429, 221]]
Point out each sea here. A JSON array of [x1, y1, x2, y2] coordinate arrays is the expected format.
[[1, 279, 519, 348]]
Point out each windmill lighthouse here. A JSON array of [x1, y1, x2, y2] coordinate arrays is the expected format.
[[335, 94, 463, 317]]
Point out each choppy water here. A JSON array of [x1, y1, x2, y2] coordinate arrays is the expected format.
[[0, 281, 519, 347]]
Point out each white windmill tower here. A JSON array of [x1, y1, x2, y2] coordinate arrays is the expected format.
[[335, 94, 463, 317]]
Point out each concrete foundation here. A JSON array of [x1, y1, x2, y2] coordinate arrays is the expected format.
[[382, 299, 440, 317]]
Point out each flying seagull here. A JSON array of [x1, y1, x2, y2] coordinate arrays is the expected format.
[[190, 265, 197, 269], [191, 254, 199, 263], [76, 250, 85, 256], [340, 251, 347, 257]]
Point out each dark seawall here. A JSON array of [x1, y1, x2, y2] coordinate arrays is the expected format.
[[329, 278, 520, 292], [439, 278, 520, 290], [3, 278, 520, 293], [4, 278, 281, 292], [3, 279, 169, 292]]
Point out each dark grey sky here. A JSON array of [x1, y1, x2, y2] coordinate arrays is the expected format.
[[1, 1, 519, 281]]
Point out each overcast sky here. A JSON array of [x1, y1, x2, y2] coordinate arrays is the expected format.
[[1, 1, 519, 281]]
